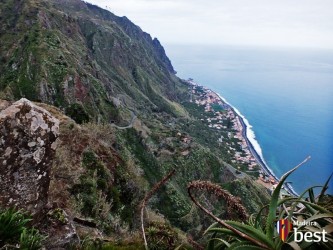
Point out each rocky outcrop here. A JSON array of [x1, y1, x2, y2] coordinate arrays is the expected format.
[[0, 98, 59, 221], [152, 38, 176, 74], [0, 100, 10, 110], [1, 0, 183, 121]]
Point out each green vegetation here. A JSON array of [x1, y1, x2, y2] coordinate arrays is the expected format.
[[1, 1, 324, 249], [71, 150, 112, 227], [145, 222, 181, 250], [191, 158, 333, 250], [180, 102, 234, 165], [120, 128, 163, 182], [0, 208, 45, 249], [74, 238, 145, 250], [70, 148, 142, 232], [47, 208, 67, 224], [19, 228, 46, 250], [66, 103, 90, 124], [211, 103, 225, 112]]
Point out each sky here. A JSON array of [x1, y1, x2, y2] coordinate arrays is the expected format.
[[84, 0, 333, 49]]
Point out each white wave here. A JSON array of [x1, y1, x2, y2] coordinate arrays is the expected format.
[[221, 95, 299, 195], [211, 91, 300, 195], [216, 93, 276, 174], [233, 107, 265, 163]]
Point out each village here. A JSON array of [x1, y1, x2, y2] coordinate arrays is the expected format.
[[187, 79, 279, 189]]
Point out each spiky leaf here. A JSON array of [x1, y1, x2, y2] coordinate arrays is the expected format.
[[225, 220, 274, 249], [318, 173, 333, 202], [265, 156, 310, 239]]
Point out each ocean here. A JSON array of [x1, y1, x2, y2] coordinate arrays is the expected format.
[[165, 44, 333, 194]]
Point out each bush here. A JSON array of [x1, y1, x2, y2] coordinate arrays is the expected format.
[[0, 208, 31, 245], [19, 228, 46, 250], [0, 208, 45, 249], [145, 222, 180, 250], [191, 157, 333, 249], [66, 103, 90, 124]]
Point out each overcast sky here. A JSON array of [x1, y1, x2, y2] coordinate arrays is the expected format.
[[85, 0, 333, 49]]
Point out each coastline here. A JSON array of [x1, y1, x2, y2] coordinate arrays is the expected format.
[[187, 79, 298, 196], [216, 92, 299, 196]]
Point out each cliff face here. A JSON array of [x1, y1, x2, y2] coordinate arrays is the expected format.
[[0, 0, 271, 248], [0, 0, 183, 122]]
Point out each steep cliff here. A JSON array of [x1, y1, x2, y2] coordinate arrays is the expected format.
[[0, 0, 271, 248], [0, 0, 185, 122]]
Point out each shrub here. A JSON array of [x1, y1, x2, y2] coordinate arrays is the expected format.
[[66, 103, 90, 124], [19, 228, 46, 250], [0, 208, 45, 249], [0, 208, 31, 246], [145, 222, 179, 250], [189, 157, 333, 249]]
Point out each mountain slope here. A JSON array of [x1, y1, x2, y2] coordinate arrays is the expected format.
[[0, 0, 271, 248], [0, 0, 186, 122]]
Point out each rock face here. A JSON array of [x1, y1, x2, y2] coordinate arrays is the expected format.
[[0, 98, 59, 221], [0, 0, 183, 122]]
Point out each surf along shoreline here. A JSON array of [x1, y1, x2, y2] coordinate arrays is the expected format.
[[232, 103, 298, 196], [187, 79, 298, 196]]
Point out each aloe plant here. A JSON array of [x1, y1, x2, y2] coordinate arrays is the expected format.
[[188, 156, 333, 249]]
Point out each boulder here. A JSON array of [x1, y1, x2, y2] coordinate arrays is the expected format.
[[0, 100, 10, 111], [0, 98, 59, 221]]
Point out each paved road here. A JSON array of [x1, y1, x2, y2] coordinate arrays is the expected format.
[[111, 111, 137, 129], [223, 162, 246, 179]]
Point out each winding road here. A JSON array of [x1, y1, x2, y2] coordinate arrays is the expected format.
[[110, 111, 137, 129]]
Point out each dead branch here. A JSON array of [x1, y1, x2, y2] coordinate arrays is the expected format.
[[140, 169, 176, 250], [187, 180, 270, 250]]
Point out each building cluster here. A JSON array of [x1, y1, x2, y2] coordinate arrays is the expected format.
[[186, 79, 287, 192], [231, 116, 257, 169], [188, 81, 258, 170], [259, 170, 278, 185]]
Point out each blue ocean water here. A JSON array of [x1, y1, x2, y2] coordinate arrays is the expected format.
[[165, 45, 333, 194]]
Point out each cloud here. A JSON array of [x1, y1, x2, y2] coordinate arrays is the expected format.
[[85, 0, 333, 49]]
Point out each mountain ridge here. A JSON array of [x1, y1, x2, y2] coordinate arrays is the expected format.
[[0, 0, 271, 248], [0, 0, 183, 122]]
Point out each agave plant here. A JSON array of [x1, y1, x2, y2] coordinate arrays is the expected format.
[[188, 156, 333, 249]]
